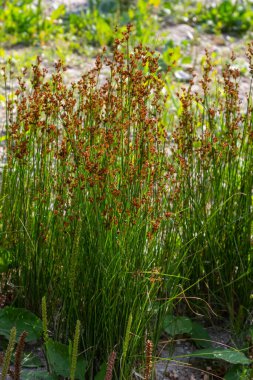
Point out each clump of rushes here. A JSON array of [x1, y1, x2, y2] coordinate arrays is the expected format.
[[0, 26, 180, 378], [172, 48, 253, 323], [1, 26, 252, 377]]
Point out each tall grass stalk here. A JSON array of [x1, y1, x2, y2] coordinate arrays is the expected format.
[[1, 327, 16, 380], [42, 296, 49, 343], [70, 320, 81, 380]]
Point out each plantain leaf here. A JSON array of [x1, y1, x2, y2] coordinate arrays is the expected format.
[[0, 307, 42, 342], [21, 370, 56, 379], [45, 338, 87, 379], [163, 315, 192, 336], [190, 348, 251, 365], [94, 362, 107, 380], [191, 322, 212, 348], [22, 353, 43, 368], [224, 364, 244, 379]]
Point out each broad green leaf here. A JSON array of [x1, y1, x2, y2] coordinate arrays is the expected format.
[[99, 0, 117, 14], [45, 338, 87, 379], [22, 353, 43, 368], [94, 362, 107, 380], [163, 316, 215, 349], [191, 322, 212, 348], [191, 348, 251, 365], [163, 315, 192, 336], [45, 339, 70, 378], [75, 348, 87, 379], [49, 5, 65, 21], [0, 307, 43, 342], [96, 17, 112, 46], [0, 135, 6, 142], [21, 370, 56, 379], [181, 56, 192, 65], [224, 365, 247, 380]]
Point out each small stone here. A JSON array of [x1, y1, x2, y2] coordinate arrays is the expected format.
[[212, 35, 226, 46], [174, 70, 192, 82], [186, 31, 194, 40]]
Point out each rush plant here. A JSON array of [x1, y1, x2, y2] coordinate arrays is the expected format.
[[0, 26, 181, 378], [0, 27, 252, 379], [170, 49, 253, 322]]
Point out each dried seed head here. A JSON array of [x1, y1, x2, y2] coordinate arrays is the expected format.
[[144, 339, 153, 380], [105, 351, 117, 380]]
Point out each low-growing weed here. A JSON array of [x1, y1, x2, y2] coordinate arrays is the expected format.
[[66, 0, 160, 51], [0, 307, 251, 378], [67, 9, 114, 48], [1, 0, 162, 52], [0, 0, 65, 46], [193, 0, 253, 35]]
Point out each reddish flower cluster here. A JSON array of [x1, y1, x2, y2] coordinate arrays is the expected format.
[[3, 26, 176, 240]]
